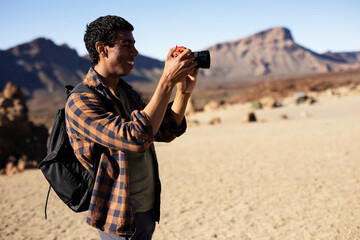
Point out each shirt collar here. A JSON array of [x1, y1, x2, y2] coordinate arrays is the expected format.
[[83, 67, 104, 89], [83, 67, 133, 92]]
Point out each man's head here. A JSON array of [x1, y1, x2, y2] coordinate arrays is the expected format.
[[84, 15, 134, 65]]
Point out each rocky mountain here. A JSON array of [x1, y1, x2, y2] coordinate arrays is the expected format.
[[0, 28, 359, 109], [1, 38, 90, 97], [322, 51, 360, 64], [201, 27, 360, 88], [0, 38, 164, 99]]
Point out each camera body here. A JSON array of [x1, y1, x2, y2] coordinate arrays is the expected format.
[[173, 46, 211, 69]]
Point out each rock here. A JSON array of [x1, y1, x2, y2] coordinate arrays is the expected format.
[[326, 89, 335, 96], [243, 112, 257, 123], [0, 82, 48, 175], [280, 114, 288, 120], [333, 86, 354, 96], [305, 97, 316, 105], [301, 111, 310, 118], [209, 117, 221, 125], [296, 95, 316, 105], [203, 101, 224, 112], [0, 83, 28, 126], [17, 155, 28, 171], [187, 119, 200, 127], [5, 162, 17, 176], [251, 100, 262, 109], [356, 83, 360, 91], [348, 84, 360, 96], [3, 82, 26, 103], [260, 97, 282, 109]]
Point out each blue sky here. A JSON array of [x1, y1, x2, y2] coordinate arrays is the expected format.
[[0, 0, 359, 60]]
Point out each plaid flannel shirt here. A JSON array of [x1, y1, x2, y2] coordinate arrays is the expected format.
[[65, 68, 186, 235]]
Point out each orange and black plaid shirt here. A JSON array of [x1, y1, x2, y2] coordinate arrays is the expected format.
[[65, 68, 186, 235]]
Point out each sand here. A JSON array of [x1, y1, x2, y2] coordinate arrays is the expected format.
[[1, 94, 360, 240]]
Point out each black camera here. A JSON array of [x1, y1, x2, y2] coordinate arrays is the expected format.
[[173, 46, 211, 69]]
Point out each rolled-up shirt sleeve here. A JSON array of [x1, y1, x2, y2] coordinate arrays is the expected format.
[[156, 101, 187, 143], [65, 92, 154, 152]]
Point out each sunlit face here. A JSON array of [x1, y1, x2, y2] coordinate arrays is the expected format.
[[105, 30, 138, 77]]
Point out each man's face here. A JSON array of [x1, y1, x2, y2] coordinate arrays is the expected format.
[[105, 30, 138, 77]]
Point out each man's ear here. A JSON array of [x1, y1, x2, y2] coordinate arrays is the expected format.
[[95, 41, 107, 57]]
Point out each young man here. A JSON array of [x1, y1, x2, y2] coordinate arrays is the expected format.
[[65, 15, 198, 239]]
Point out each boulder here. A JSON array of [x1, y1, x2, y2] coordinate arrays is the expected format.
[[296, 95, 316, 105], [2, 82, 26, 103], [259, 97, 282, 109], [203, 100, 224, 112], [243, 112, 257, 123], [251, 100, 262, 109], [0, 82, 48, 175], [208, 117, 221, 125]]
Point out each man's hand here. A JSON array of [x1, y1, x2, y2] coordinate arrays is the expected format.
[[160, 46, 198, 88], [143, 46, 197, 135], [176, 67, 199, 95], [171, 61, 199, 127]]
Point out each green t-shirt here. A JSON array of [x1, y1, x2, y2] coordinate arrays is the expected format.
[[116, 85, 155, 213]]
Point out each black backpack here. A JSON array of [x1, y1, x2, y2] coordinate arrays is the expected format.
[[38, 83, 108, 219]]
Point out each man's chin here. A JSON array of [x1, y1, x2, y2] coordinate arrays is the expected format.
[[118, 69, 133, 77]]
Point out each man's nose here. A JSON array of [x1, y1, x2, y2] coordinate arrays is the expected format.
[[132, 46, 139, 56]]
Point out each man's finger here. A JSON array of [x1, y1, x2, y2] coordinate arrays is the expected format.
[[167, 45, 178, 60], [179, 48, 194, 60]]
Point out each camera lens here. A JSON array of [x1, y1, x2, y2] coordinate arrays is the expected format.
[[193, 50, 211, 69]]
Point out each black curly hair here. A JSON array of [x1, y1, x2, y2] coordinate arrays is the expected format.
[[84, 15, 134, 65]]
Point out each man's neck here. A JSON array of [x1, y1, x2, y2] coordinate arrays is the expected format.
[[94, 65, 119, 90]]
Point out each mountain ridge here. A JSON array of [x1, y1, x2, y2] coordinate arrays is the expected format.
[[201, 27, 359, 88], [0, 27, 359, 108]]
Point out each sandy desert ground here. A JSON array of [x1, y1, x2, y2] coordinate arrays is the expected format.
[[1, 93, 360, 240]]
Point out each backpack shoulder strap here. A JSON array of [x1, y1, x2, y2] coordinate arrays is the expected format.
[[66, 83, 112, 107], [66, 83, 98, 97], [65, 83, 108, 175]]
